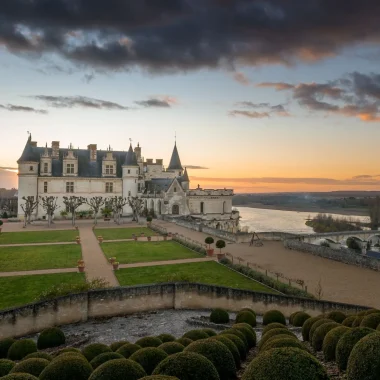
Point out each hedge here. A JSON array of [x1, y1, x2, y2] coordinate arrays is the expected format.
[[88, 359, 146, 380], [326, 311, 346, 324], [0, 339, 15, 359], [220, 328, 248, 349], [352, 316, 364, 327], [0, 359, 15, 377], [232, 324, 257, 348], [116, 344, 142, 359], [1, 375, 38, 380], [240, 308, 256, 317], [129, 348, 168, 375], [37, 327, 66, 349], [259, 334, 298, 352], [292, 312, 311, 327], [182, 330, 209, 341], [202, 329, 217, 337], [109, 341, 129, 352], [308, 319, 334, 343], [235, 311, 256, 327], [301, 316, 324, 341], [89, 352, 125, 369], [322, 326, 350, 362], [209, 309, 230, 324], [82, 343, 112, 362], [262, 310, 286, 326], [259, 337, 305, 354], [209, 335, 241, 369], [10, 358, 49, 377], [7, 340, 37, 361], [311, 322, 339, 351], [158, 342, 185, 355], [342, 316, 357, 327], [220, 334, 247, 360], [140, 377, 179, 380], [258, 329, 295, 351], [24, 352, 52, 361], [135, 337, 163, 348], [262, 323, 287, 336], [157, 334, 176, 343], [175, 338, 193, 347], [360, 313, 380, 329]]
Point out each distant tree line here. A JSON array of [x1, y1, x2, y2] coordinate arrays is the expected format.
[[306, 213, 362, 233]]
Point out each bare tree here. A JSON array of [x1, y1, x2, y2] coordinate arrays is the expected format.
[[39, 196, 59, 227], [369, 196, 380, 230], [128, 196, 144, 223], [110, 196, 128, 225], [20, 196, 39, 227], [63, 196, 86, 226], [315, 278, 324, 300], [86, 196, 106, 225]]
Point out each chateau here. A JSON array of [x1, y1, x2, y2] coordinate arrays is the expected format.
[[17, 135, 240, 231]]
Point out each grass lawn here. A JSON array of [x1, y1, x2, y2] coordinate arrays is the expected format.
[[0, 245, 82, 271], [115, 261, 278, 294], [0, 273, 86, 310], [101, 241, 200, 264], [95, 227, 156, 240], [0, 230, 77, 245]]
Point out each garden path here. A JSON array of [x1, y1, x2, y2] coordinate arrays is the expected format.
[[118, 257, 215, 269]]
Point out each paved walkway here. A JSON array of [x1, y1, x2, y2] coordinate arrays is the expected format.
[[79, 226, 119, 287], [0, 268, 77, 277], [119, 257, 215, 269]]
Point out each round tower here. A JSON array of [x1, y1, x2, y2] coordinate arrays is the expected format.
[[122, 144, 139, 215]]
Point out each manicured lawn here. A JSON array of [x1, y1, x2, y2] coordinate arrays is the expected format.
[[0, 230, 77, 245], [95, 227, 156, 240], [0, 273, 86, 310], [0, 245, 82, 271], [115, 261, 278, 293], [101, 241, 200, 264]]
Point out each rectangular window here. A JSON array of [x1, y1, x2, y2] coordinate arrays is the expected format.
[[29, 166, 34, 171], [66, 182, 74, 193], [43, 163, 48, 173], [44, 182, 48, 193], [66, 163, 75, 174], [106, 182, 114, 193], [105, 165, 114, 175]]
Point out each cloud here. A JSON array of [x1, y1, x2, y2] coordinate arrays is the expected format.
[[135, 96, 177, 108], [2, 1, 380, 72], [256, 82, 295, 91], [0, 167, 18, 171], [233, 72, 250, 85], [0, 104, 48, 114], [230, 101, 290, 118], [83, 73, 95, 83], [229, 110, 270, 118], [31, 95, 129, 110], [184, 165, 209, 170]]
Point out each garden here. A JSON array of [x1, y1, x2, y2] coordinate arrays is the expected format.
[[94, 228, 155, 240], [0, 230, 77, 245]]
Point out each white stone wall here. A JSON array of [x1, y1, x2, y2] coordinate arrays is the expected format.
[[18, 163, 39, 217], [188, 196, 232, 215]]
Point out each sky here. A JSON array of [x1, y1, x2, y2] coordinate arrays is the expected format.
[[1, 0, 380, 193]]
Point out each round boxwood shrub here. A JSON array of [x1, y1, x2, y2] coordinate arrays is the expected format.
[[55, 347, 81, 356], [185, 339, 236, 380], [209, 335, 240, 369], [10, 358, 49, 377], [241, 347, 329, 380], [347, 332, 380, 380], [209, 308, 230, 324], [322, 325, 350, 362], [260, 337, 305, 354], [183, 330, 209, 341], [258, 328, 295, 351], [153, 351, 219, 380], [175, 338, 192, 347], [352, 316, 364, 327], [360, 313, 380, 329], [158, 342, 184, 355], [88, 358, 146, 380], [0, 339, 15, 359], [262, 323, 287, 336], [39, 355, 93, 380], [157, 334, 176, 343], [220, 328, 248, 349], [37, 327, 65, 349], [289, 312, 299, 325], [308, 318, 334, 342], [135, 337, 163, 348], [301, 316, 323, 341], [140, 377, 179, 380], [259, 334, 298, 352], [24, 352, 52, 361], [130, 348, 168, 375], [1, 375, 38, 380], [263, 310, 286, 326], [336, 327, 374, 371], [326, 311, 346, 323], [109, 341, 129, 352], [52, 352, 85, 362], [342, 316, 357, 327], [240, 308, 256, 318], [7, 340, 37, 361], [311, 322, 339, 351], [235, 311, 256, 327], [82, 343, 112, 361], [232, 324, 256, 348], [359, 309, 380, 316], [220, 334, 246, 360], [116, 343, 141, 359], [89, 352, 125, 369], [0, 359, 15, 377], [292, 312, 311, 327], [202, 329, 217, 337]]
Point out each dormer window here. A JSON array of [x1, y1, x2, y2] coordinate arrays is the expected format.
[[43, 163, 48, 173], [106, 165, 114, 175], [66, 163, 75, 174]]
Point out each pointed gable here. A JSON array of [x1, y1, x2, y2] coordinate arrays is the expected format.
[[167, 143, 183, 171]]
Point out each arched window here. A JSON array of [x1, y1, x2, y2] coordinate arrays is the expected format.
[[172, 205, 179, 215]]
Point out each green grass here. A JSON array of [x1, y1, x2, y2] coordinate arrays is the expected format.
[[0, 245, 82, 271], [0, 273, 86, 310], [0, 230, 77, 245], [101, 240, 200, 264], [95, 227, 156, 240], [115, 261, 278, 293]]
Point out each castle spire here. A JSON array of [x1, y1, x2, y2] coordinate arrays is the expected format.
[[124, 144, 138, 166], [167, 141, 183, 171]]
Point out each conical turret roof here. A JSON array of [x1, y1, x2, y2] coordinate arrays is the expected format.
[[124, 144, 138, 166], [17, 134, 38, 163], [167, 142, 183, 171], [181, 167, 189, 182]]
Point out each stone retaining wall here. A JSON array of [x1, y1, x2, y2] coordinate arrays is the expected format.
[[0, 283, 368, 339]]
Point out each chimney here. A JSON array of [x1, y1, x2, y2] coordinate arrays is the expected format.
[[134, 143, 141, 160], [156, 159, 163, 165], [88, 144, 97, 161], [51, 141, 60, 158]]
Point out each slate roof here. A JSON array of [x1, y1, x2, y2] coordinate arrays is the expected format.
[[181, 167, 189, 182], [145, 178, 174, 193], [167, 143, 183, 171], [17, 135, 37, 163], [124, 144, 138, 166]]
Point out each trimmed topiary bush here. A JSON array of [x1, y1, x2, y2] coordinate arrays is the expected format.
[[301, 316, 323, 341], [183, 330, 209, 341], [232, 324, 256, 348], [322, 325, 350, 362], [347, 332, 380, 380], [7, 340, 37, 361], [140, 377, 179, 380], [158, 342, 184, 355], [0, 339, 15, 359], [360, 313, 380, 329], [130, 348, 168, 375], [1, 375, 38, 380], [116, 344, 141, 359], [185, 339, 236, 380], [157, 334, 176, 343], [240, 308, 256, 318], [292, 312, 311, 327], [109, 341, 129, 352], [336, 327, 374, 371], [235, 311, 256, 327], [308, 319, 333, 342], [153, 351, 220, 380], [326, 311, 346, 323], [175, 338, 192, 347], [220, 328, 248, 349], [258, 328, 295, 351], [55, 347, 81, 356], [260, 337, 305, 354], [219, 334, 246, 360], [39, 355, 93, 380], [241, 347, 329, 380], [342, 316, 356, 327], [311, 322, 339, 351], [259, 334, 298, 352], [89, 352, 125, 369], [88, 358, 146, 380], [202, 328, 217, 337], [289, 312, 299, 325], [82, 343, 112, 362], [10, 358, 49, 377], [359, 309, 380, 316], [0, 359, 15, 377], [209, 335, 240, 369], [52, 352, 84, 362], [23, 352, 52, 361], [262, 310, 286, 326], [352, 316, 363, 327], [135, 337, 163, 348], [262, 323, 286, 336], [209, 308, 230, 324], [37, 327, 65, 349]]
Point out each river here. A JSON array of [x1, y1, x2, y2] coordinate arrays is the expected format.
[[237, 207, 370, 234]]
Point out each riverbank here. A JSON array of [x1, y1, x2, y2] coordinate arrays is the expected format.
[[234, 202, 368, 216]]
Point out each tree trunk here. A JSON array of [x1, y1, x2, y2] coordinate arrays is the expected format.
[[72, 213, 75, 226], [94, 213, 97, 225], [24, 216, 27, 228]]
